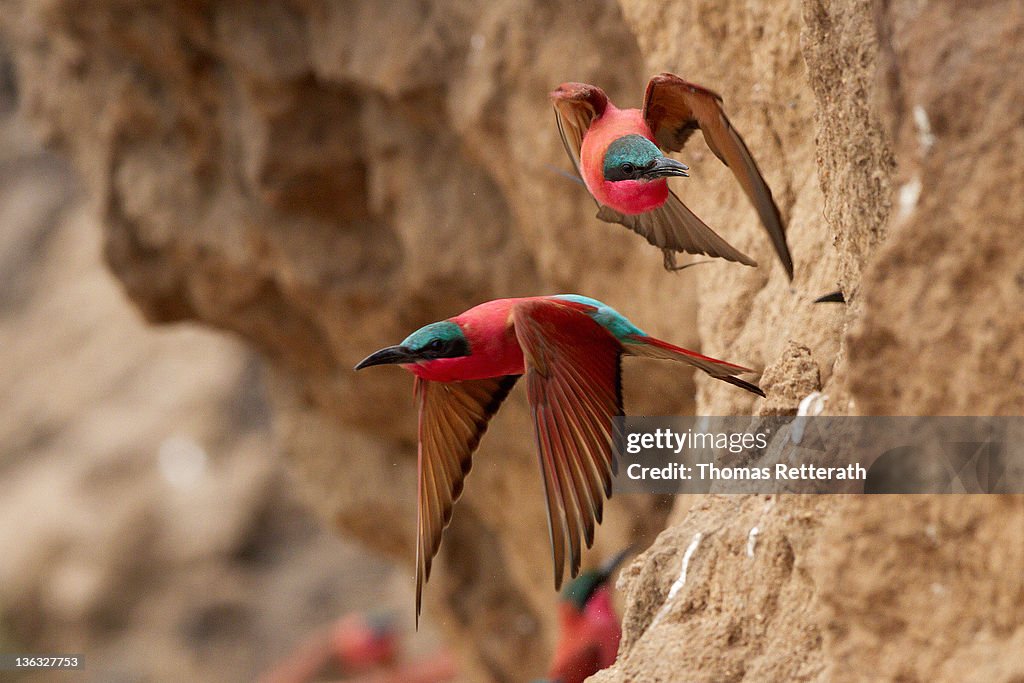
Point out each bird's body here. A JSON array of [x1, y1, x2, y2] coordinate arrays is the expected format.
[[355, 295, 763, 622], [259, 614, 399, 683], [546, 549, 631, 683], [549, 587, 619, 683], [405, 295, 645, 382], [551, 74, 794, 277], [579, 106, 668, 214]]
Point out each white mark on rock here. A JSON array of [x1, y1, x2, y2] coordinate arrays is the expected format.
[[798, 391, 826, 417], [695, 415, 710, 434], [157, 434, 208, 490], [913, 105, 936, 153], [471, 33, 486, 51], [746, 526, 760, 558], [791, 391, 826, 444], [651, 532, 703, 627], [898, 176, 923, 220]]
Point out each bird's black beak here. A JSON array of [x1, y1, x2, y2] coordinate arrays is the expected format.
[[599, 545, 635, 579], [354, 345, 417, 370], [642, 156, 690, 179]]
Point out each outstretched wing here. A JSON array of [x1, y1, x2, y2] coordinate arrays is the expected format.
[[511, 299, 622, 589], [597, 190, 757, 270], [643, 73, 793, 279], [550, 82, 609, 179], [414, 375, 519, 623]]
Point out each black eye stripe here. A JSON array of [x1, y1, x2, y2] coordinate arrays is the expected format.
[[418, 336, 470, 360]]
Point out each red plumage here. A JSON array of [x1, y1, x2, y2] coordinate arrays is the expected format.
[[551, 74, 794, 277]]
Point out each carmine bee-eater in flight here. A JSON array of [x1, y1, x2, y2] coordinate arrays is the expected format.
[[544, 547, 632, 683], [260, 613, 399, 683], [354, 295, 763, 622], [551, 73, 793, 277]]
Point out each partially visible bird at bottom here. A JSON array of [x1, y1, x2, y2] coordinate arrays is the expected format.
[[355, 295, 764, 624], [259, 613, 399, 683], [539, 547, 633, 683], [259, 612, 458, 683]]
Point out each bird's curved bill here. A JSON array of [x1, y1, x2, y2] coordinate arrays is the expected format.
[[354, 345, 416, 370], [642, 157, 690, 179], [599, 545, 635, 578]]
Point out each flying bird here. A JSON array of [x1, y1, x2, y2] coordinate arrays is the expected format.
[[355, 295, 763, 622], [551, 73, 793, 278], [545, 548, 632, 683], [259, 614, 399, 683]]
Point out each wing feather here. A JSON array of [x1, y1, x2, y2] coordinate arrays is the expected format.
[[555, 365, 614, 503], [550, 82, 609, 180], [540, 399, 585, 579], [414, 375, 519, 624], [512, 300, 623, 589], [597, 191, 757, 270], [546, 375, 599, 545], [643, 73, 793, 279]]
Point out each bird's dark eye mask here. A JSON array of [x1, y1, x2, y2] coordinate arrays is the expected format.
[[603, 134, 661, 180]]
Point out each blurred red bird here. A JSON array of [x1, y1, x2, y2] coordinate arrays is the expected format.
[[260, 614, 398, 683], [551, 73, 792, 277], [355, 295, 762, 622], [544, 548, 632, 683]]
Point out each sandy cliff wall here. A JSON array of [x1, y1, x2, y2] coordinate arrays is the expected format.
[[2, 0, 1022, 680], [594, 1, 1024, 682]]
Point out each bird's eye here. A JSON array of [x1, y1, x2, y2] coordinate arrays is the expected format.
[[620, 163, 635, 175], [426, 339, 445, 351]]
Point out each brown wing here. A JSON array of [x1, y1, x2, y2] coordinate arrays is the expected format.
[[414, 375, 519, 624], [512, 299, 622, 589], [597, 190, 757, 270], [550, 82, 609, 180], [643, 73, 793, 279]]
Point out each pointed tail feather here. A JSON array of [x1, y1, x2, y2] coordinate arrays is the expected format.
[[720, 375, 766, 398], [623, 334, 764, 397]]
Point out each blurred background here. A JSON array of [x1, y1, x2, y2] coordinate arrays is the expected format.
[[0, 1, 1022, 682], [0, 35, 439, 682]]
